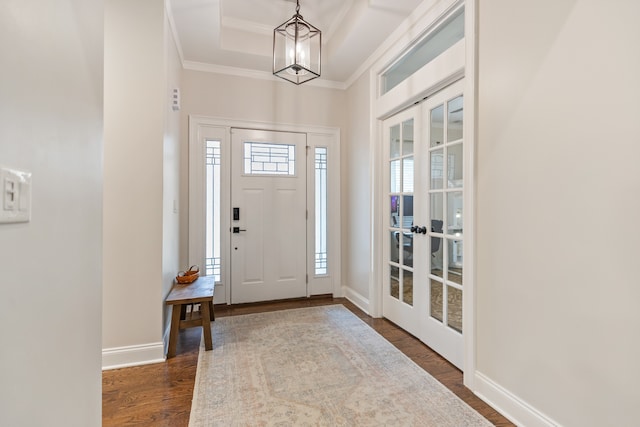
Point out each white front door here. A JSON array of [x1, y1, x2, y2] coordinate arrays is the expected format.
[[383, 79, 465, 369], [230, 128, 307, 304]]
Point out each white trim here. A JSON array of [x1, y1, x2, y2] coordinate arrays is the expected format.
[[307, 134, 342, 297], [474, 372, 560, 427], [188, 121, 230, 302], [462, 0, 477, 390], [345, 0, 464, 90], [102, 343, 165, 370], [343, 286, 370, 315], [375, 39, 465, 120], [368, 0, 475, 377], [182, 61, 347, 90], [367, 69, 383, 318], [189, 116, 341, 304]]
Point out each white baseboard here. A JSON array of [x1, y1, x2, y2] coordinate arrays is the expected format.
[[343, 286, 370, 314], [102, 342, 166, 370], [474, 371, 559, 427]]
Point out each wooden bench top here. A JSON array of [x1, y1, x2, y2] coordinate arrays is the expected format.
[[166, 275, 215, 305]]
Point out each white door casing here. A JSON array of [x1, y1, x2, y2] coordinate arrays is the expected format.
[[188, 116, 342, 305], [382, 79, 465, 370], [230, 128, 307, 304]]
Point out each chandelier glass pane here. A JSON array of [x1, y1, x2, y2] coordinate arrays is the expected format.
[[273, 3, 321, 85]]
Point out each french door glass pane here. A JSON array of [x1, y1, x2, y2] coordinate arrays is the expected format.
[[447, 95, 464, 142], [430, 150, 444, 189], [402, 233, 413, 268], [430, 193, 443, 223], [430, 279, 443, 322], [403, 269, 414, 306], [447, 286, 462, 332], [390, 195, 400, 227], [402, 119, 414, 155], [402, 195, 413, 229], [390, 266, 400, 300], [390, 124, 401, 158], [447, 240, 463, 285], [390, 231, 400, 264], [430, 105, 444, 147], [447, 143, 463, 188], [403, 157, 414, 192], [447, 192, 463, 236], [390, 160, 401, 192], [431, 236, 443, 276]]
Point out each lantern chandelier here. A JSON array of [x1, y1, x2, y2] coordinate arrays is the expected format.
[[273, 0, 321, 85]]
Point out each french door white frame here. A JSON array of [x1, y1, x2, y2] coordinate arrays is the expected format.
[[367, 0, 477, 388], [188, 116, 342, 305]]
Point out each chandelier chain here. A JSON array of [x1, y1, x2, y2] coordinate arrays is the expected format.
[[296, 0, 300, 14]]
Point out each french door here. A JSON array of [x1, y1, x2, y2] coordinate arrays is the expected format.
[[383, 79, 465, 369], [230, 128, 307, 304]]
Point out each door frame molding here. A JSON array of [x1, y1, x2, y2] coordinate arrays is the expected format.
[[188, 116, 341, 305], [365, 0, 477, 389]]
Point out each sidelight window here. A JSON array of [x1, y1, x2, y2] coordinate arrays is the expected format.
[[205, 140, 222, 281]]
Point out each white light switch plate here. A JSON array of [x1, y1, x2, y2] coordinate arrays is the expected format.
[[0, 166, 32, 224]]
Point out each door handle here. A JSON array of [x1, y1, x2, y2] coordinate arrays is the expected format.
[[232, 227, 247, 233], [411, 225, 427, 234]]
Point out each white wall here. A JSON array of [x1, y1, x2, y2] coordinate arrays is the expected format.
[[162, 6, 184, 347], [179, 71, 347, 270], [476, 1, 640, 425], [0, 0, 103, 425], [103, 0, 170, 367], [344, 72, 373, 307]]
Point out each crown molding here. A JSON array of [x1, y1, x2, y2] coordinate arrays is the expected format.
[[183, 61, 348, 90], [165, 0, 185, 64]]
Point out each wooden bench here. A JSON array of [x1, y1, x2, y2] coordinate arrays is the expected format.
[[165, 275, 215, 358]]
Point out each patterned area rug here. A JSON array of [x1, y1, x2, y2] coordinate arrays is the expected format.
[[189, 305, 491, 426]]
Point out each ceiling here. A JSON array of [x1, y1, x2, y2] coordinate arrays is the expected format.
[[169, 0, 424, 86]]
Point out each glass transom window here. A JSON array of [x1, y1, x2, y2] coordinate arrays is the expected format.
[[381, 6, 464, 95]]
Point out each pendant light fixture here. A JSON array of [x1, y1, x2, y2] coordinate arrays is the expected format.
[[273, 0, 321, 85]]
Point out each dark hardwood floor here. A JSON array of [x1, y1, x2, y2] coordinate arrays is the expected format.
[[103, 297, 513, 426]]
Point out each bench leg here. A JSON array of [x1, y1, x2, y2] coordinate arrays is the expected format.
[[167, 304, 182, 358], [200, 301, 213, 351]]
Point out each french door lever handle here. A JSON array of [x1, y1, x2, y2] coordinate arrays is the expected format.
[[232, 227, 247, 233]]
